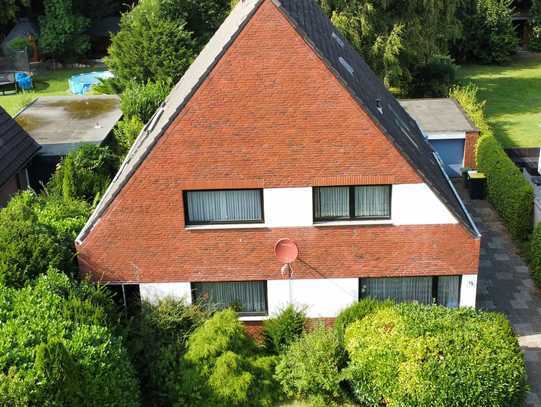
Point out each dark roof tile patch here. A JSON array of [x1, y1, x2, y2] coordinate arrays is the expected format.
[[275, 0, 478, 236], [0, 106, 40, 188]]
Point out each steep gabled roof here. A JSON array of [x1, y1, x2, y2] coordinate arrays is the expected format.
[[0, 106, 40, 188], [77, 0, 479, 243], [275, 0, 478, 237]]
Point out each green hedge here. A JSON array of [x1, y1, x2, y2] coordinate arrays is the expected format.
[[531, 223, 541, 286], [451, 85, 533, 240], [344, 304, 528, 407], [477, 134, 533, 240]]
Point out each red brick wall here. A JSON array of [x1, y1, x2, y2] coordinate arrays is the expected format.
[[77, 0, 480, 284], [464, 131, 480, 169]]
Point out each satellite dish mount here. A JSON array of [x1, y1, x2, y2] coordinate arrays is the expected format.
[[274, 238, 299, 279]]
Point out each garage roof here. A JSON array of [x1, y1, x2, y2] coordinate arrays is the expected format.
[[400, 98, 479, 133]]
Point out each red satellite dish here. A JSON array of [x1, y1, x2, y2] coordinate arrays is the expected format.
[[274, 239, 299, 264]]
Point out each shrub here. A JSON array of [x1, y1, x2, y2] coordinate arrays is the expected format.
[[7, 37, 30, 55], [47, 144, 118, 204], [530, 223, 541, 287], [450, 85, 533, 240], [127, 298, 209, 406], [403, 55, 457, 98], [530, 0, 541, 51], [114, 116, 144, 154], [120, 80, 170, 123], [262, 305, 306, 354], [93, 77, 124, 95], [275, 326, 344, 406], [39, 0, 90, 62], [0, 192, 90, 287], [0, 271, 140, 406], [345, 304, 528, 407], [168, 309, 282, 406], [335, 298, 392, 346], [453, 0, 517, 64]]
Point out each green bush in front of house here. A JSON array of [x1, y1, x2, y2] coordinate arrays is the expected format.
[[0, 270, 140, 406], [344, 303, 528, 407], [334, 298, 393, 347], [163, 309, 282, 406], [262, 305, 307, 355], [126, 298, 210, 407], [450, 85, 533, 240], [275, 325, 345, 407]]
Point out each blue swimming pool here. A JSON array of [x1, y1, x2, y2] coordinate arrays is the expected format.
[[68, 71, 114, 95]]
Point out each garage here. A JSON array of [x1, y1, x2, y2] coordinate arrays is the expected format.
[[399, 98, 479, 178], [430, 138, 465, 177]]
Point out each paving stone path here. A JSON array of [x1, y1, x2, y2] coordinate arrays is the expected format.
[[457, 183, 541, 406]]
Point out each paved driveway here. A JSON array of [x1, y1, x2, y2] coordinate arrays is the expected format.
[[457, 183, 541, 406]]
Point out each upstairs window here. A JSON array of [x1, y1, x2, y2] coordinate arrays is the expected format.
[[313, 185, 391, 222], [192, 281, 268, 316], [184, 189, 263, 225]]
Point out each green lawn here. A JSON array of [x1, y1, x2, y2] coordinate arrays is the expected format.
[[0, 67, 106, 117], [458, 54, 541, 148]]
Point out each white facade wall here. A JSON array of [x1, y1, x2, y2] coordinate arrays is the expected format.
[[392, 183, 458, 226], [137, 184, 475, 314], [140, 282, 192, 304], [459, 275, 477, 308], [267, 278, 358, 318], [263, 187, 313, 227]]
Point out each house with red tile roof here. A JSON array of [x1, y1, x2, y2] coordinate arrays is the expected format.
[[76, 0, 481, 324]]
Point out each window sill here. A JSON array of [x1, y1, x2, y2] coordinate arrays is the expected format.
[[185, 223, 268, 230], [239, 315, 269, 322], [313, 219, 394, 227]]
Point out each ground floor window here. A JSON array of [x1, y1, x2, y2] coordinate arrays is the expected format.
[[192, 281, 268, 316], [360, 276, 461, 307]]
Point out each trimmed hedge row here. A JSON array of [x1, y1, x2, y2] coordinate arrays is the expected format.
[[450, 85, 533, 240], [531, 223, 541, 286], [477, 135, 534, 240]]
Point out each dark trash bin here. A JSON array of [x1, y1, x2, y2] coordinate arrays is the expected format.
[[462, 168, 473, 189], [469, 172, 486, 200]]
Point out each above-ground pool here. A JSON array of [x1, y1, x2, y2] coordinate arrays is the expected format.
[[69, 71, 114, 95]]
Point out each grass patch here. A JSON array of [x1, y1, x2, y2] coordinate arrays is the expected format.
[[458, 54, 541, 148], [0, 67, 106, 117]]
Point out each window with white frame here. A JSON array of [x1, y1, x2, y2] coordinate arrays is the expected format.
[[313, 185, 391, 222], [184, 189, 264, 225]]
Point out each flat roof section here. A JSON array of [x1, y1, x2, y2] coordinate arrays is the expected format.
[[16, 95, 122, 156], [399, 98, 479, 134]]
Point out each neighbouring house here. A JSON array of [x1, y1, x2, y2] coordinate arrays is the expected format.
[[0, 106, 40, 207], [400, 98, 480, 177], [15, 95, 122, 190], [76, 0, 481, 326]]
